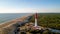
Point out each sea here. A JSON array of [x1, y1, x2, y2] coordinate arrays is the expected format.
[[0, 13, 31, 24]]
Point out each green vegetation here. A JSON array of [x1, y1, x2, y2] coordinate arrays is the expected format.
[[30, 13, 60, 30], [29, 13, 60, 34]]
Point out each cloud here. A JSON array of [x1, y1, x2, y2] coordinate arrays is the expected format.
[[0, 8, 60, 13]]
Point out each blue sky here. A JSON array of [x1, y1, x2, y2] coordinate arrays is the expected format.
[[0, 0, 60, 13]]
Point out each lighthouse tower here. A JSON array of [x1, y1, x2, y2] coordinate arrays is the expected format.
[[35, 13, 38, 27], [31, 13, 41, 30]]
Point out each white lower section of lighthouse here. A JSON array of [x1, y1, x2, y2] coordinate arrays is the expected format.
[[35, 18, 37, 27]]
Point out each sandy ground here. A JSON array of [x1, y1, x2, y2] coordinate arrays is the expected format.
[[0, 16, 28, 34], [0, 16, 27, 28], [0, 14, 33, 34]]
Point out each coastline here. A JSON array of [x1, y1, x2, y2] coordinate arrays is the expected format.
[[0, 13, 32, 25], [0, 15, 29, 34], [0, 16, 27, 28], [0, 13, 33, 28]]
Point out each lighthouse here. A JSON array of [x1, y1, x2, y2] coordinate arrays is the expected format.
[[35, 13, 38, 27], [33, 13, 41, 30], [32, 13, 41, 30]]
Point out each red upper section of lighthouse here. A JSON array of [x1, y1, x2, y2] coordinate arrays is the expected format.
[[35, 13, 38, 19]]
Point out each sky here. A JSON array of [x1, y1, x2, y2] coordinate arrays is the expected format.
[[0, 0, 60, 13]]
